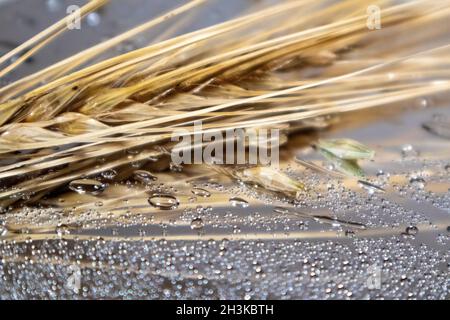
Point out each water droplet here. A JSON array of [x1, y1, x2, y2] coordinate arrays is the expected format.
[[69, 179, 106, 195], [133, 170, 157, 184], [401, 144, 418, 157], [86, 12, 101, 27], [170, 162, 183, 172], [148, 194, 179, 210], [409, 177, 426, 189], [229, 197, 249, 208], [345, 230, 355, 238], [46, 0, 62, 12], [191, 188, 211, 198], [376, 170, 385, 177], [0, 225, 9, 236], [416, 98, 429, 108], [405, 225, 419, 236], [190, 218, 204, 230], [101, 169, 117, 180], [273, 207, 289, 214], [56, 224, 70, 237]]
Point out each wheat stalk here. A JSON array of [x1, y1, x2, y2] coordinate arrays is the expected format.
[[0, 0, 449, 211]]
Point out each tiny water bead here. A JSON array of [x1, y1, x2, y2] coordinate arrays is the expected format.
[[229, 197, 249, 208], [148, 194, 180, 210], [69, 179, 107, 195], [133, 170, 158, 184], [190, 218, 205, 230], [191, 188, 211, 198]]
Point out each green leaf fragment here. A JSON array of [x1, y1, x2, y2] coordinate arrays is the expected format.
[[319, 149, 365, 178], [317, 138, 375, 160]]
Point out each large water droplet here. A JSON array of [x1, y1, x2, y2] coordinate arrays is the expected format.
[[191, 188, 211, 198], [229, 197, 249, 208], [69, 179, 106, 195], [148, 194, 179, 210]]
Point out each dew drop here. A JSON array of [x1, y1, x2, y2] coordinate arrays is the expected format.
[[409, 177, 426, 189], [170, 162, 183, 172], [101, 169, 117, 180], [0, 225, 9, 236], [86, 12, 101, 27], [191, 188, 211, 198], [405, 225, 419, 236], [273, 207, 289, 214], [133, 170, 157, 184], [190, 218, 204, 230], [229, 197, 249, 208], [46, 0, 62, 12], [148, 194, 179, 210], [401, 144, 417, 157], [69, 179, 106, 195], [56, 224, 70, 237]]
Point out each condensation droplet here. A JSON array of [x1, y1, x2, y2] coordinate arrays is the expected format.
[[405, 225, 419, 236], [190, 218, 204, 230], [134, 170, 157, 184], [409, 177, 426, 189], [56, 224, 70, 237], [229, 197, 249, 208], [148, 194, 179, 210], [69, 179, 106, 195], [101, 169, 117, 180], [86, 12, 101, 27], [273, 207, 289, 214], [191, 188, 211, 198], [0, 225, 9, 236]]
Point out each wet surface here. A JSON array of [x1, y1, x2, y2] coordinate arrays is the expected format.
[[0, 0, 449, 300]]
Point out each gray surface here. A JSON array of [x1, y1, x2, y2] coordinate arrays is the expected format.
[[0, 0, 449, 300]]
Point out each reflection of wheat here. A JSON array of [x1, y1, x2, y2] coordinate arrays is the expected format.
[[0, 0, 449, 212]]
